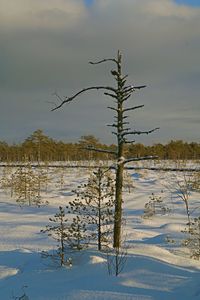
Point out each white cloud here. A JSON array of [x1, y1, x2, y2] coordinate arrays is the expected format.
[[94, 0, 199, 18], [0, 0, 88, 30], [143, 0, 198, 18]]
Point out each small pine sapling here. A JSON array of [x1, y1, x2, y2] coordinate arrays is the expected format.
[[12, 164, 48, 207], [13, 166, 37, 206], [68, 168, 115, 250], [67, 215, 88, 251], [0, 165, 13, 192], [55, 167, 66, 189], [143, 192, 169, 219], [41, 206, 88, 266], [35, 166, 50, 197], [41, 206, 68, 266]]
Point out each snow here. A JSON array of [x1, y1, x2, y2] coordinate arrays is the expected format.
[[0, 163, 200, 299]]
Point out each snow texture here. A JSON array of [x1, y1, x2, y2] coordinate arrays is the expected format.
[[0, 162, 200, 299]]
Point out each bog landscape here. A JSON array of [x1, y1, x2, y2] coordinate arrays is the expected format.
[[1, 1, 200, 299], [0, 131, 200, 300], [0, 49, 200, 299]]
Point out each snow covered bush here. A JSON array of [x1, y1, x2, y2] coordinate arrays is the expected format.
[[182, 216, 200, 260]]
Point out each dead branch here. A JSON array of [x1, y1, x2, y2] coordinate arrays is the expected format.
[[124, 140, 135, 144], [123, 105, 144, 113], [104, 92, 118, 99], [124, 85, 146, 92], [107, 106, 118, 112], [52, 86, 116, 111], [122, 127, 159, 137], [89, 58, 118, 65], [124, 155, 159, 164]]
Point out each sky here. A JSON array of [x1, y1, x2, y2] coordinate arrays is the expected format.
[[0, 0, 200, 145], [175, 0, 200, 6]]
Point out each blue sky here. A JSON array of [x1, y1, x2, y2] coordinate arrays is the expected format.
[[85, 0, 200, 7], [175, 0, 200, 6], [84, 0, 94, 7]]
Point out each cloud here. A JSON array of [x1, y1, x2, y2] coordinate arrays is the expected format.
[[0, 0, 88, 30], [143, 0, 198, 18], [0, 0, 199, 143]]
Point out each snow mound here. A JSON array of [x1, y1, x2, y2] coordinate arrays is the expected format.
[[0, 265, 18, 279], [89, 255, 106, 264], [67, 290, 153, 300], [161, 223, 186, 232], [121, 269, 187, 292], [130, 244, 200, 270]]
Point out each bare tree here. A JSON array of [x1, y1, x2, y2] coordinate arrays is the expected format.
[[106, 245, 127, 276], [52, 51, 158, 248], [168, 173, 193, 230]]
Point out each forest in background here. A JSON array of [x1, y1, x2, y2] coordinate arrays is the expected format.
[[0, 129, 199, 162]]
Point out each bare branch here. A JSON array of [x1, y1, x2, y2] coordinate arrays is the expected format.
[[126, 85, 146, 90], [122, 94, 131, 102], [112, 131, 117, 136], [52, 86, 116, 111], [123, 85, 146, 94], [122, 127, 159, 137], [123, 105, 144, 113], [121, 74, 128, 82], [134, 85, 147, 90], [124, 140, 135, 144], [107, 106, 118, 112], [124, 155, 159, 164], [111, 70, 119, 77], [119, 121, 130, 126], [107, 121, 129, 128], [104, 92, 118, 99], [122, 115, 129, 119], [122, 127, 131, 132], [89, 58, 117, 65], [107, 124, 118, 128]]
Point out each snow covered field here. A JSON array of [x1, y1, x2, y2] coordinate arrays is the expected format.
[[0, 164, 200, 300]]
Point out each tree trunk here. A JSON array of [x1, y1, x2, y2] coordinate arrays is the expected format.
[[113, 162, 124, 248]]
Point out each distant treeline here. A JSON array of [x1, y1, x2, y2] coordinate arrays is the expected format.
[[0, 130, 199, 162]]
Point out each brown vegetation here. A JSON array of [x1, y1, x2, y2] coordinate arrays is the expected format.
[[0, 130, 199, 162]]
